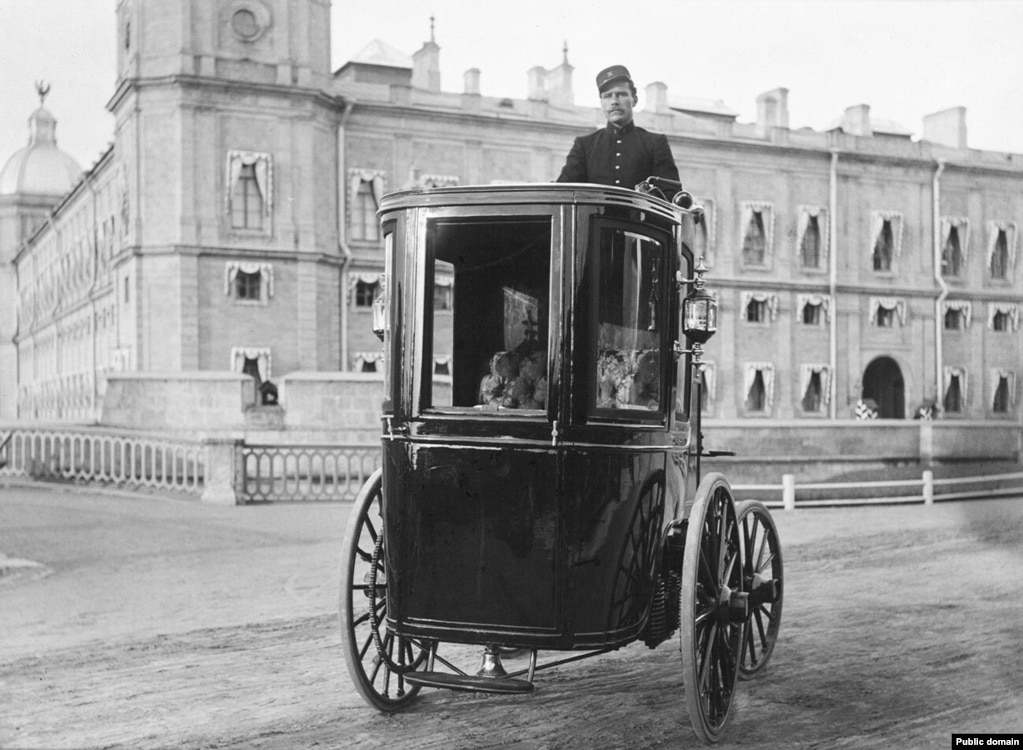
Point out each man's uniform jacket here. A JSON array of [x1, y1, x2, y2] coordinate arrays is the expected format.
[[556, 121, 680, 192]]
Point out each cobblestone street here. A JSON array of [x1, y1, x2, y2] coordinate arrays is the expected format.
[[2, 484, 1022, 749]]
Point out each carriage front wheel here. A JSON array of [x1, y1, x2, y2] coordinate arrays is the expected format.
[[339, 468, 430, 711], [735, 500, 783, 680], [680, 473, 744, 744]]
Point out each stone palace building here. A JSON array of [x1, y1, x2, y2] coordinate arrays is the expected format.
[[2, 0, 1022, 442]]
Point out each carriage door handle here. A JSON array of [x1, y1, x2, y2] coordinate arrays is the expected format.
[[551, 419, 559, 447]]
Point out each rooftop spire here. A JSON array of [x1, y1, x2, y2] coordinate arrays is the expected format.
[[430, 14, 435, 43], [35, 80, 51, 106], [562, 40, 569, 65]]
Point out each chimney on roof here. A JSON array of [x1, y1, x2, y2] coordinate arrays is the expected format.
[[843, 104, 873, 137], [527, 43, 575, 106], [645, 82, 668, 113], [463, 68, 481, 95], [528, 66, 547, 101], [756, 87, 789, 135], [923, 106, 968, 149], [412, 15, 441, 92]]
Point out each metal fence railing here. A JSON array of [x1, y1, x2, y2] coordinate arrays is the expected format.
[[733, 470, 1023, 510], [240, 443, 380, 502], [0, 426, 204, 495]]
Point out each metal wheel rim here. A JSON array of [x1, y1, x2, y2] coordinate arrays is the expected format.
[[680, 474, 743, 744], [736, 499, 783, 680], [339, 468, 429, 711]]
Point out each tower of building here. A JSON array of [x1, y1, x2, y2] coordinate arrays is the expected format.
[[107, 0, 341, 376], [0, 84, 83, 420]]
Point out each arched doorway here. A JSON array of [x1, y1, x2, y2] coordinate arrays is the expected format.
[[862, 356, 905, 419]]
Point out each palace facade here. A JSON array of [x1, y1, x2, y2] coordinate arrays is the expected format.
[[1, 0, 1021, 428]]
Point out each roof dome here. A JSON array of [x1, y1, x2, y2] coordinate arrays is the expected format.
[[0, 90, 82, 197]]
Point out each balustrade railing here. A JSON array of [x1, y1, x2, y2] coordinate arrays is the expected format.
[[240, 443, 380, 502], [0, 426, 204, 496]]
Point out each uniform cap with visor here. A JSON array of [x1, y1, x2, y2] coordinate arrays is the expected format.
[[596, 65, 633, 93]]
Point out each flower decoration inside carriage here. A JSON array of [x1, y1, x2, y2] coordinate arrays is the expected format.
[[597, 349, 660, 410], [479, 349, 548, 409]]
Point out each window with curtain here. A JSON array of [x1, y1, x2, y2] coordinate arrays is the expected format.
[[797, 206, 828, 270], [804, 372, 822, 412], [348, 169, 386, 242], [988, 222, 1016, 280], [743, 362, 774, 414], [226, 151, 272, 231], [355, 280, 379, 307], [742, 292, 777, 325], [800, 364, 831, 414], [873, 220, 893, 271], [943, 367, 966, 413], [224, 262, 274, 305], [942, 226, 964, 276], [991, 370, 1015, 413], [989, 304, 1018, 333], [231, 164, 263, 229], [742, 210, 766, 265]]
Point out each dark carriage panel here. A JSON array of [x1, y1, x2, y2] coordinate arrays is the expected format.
[[385, 442, 562, 641]]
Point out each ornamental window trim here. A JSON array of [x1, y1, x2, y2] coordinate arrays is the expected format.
[[990, 368, 1016, 411], [797, 293, 832, 325], [739, 201, 774, 266], [225, 261, 274, 303], [226, 150, 273, 216], [987, 220, 1018, 277], [943, 365, 968, 411], [988, 303, 1020, 331], [870, 210, 903, 271], [741, 291, 779, 323], [800, 363, 832, 409], [941, 215, 970, 268], [796, 205, 829, 269], [869, 296, 907, 327], [743, 361, 775, 411], [942, 300, 972, 329], [230, 346, 272, 382]]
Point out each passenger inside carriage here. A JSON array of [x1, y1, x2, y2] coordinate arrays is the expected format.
[[425, 217, 551, 410]]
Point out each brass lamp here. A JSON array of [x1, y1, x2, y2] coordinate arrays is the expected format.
[[681, 259, 717, 352]]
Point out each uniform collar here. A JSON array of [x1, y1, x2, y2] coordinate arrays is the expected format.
[[607, 120, 636, 135]]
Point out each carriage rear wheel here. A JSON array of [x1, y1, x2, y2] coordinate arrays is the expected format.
[[680, 473, 744, 744], [735, 500, 783, 680], [339, 468, 430, 711]]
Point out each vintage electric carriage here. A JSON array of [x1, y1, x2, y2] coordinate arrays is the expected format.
[[339, 180, 784, 743]]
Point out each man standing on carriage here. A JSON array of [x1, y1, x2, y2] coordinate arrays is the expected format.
[[556, 65, 681, 197]]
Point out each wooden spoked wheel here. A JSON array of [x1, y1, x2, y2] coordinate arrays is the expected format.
[[735, 500, 783, 680], [680, 473, 744, 744], [339, 468, 430, 711]]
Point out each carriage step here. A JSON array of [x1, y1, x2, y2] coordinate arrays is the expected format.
[[403, 671, 535, 694]]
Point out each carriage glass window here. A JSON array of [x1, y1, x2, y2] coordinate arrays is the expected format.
[[593, 226, 665, 417], [424, 218, 551, 412]]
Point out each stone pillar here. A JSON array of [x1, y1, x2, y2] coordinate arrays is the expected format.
[[201, 437, 242, 505]]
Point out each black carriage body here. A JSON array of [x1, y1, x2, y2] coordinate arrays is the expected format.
[[376, 184, 700, 651]]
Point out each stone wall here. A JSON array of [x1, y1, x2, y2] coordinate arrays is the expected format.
[[100, 372, 256, 432]]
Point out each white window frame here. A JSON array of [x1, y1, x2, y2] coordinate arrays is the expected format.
[[741, 291, 779, 324], [870, 296, 907, 328], [799, 363, 832, 414], [348, 169, 386, 242], [797, 293, 831, 327], [796, 205, 829, 270], [225, 262, 274, 304], [870, 210, 903, 273], [739, 201, 774, 267], [743, 361, 775, 413], [942, 300, 972, 331], [987, 221, 1018, 279], [226, 150, 273, 229], [990, 369, 1016, 413], [940, 216, 970, 277]]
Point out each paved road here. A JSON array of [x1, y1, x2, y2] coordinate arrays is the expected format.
[[2, 482, 1022, 749]]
